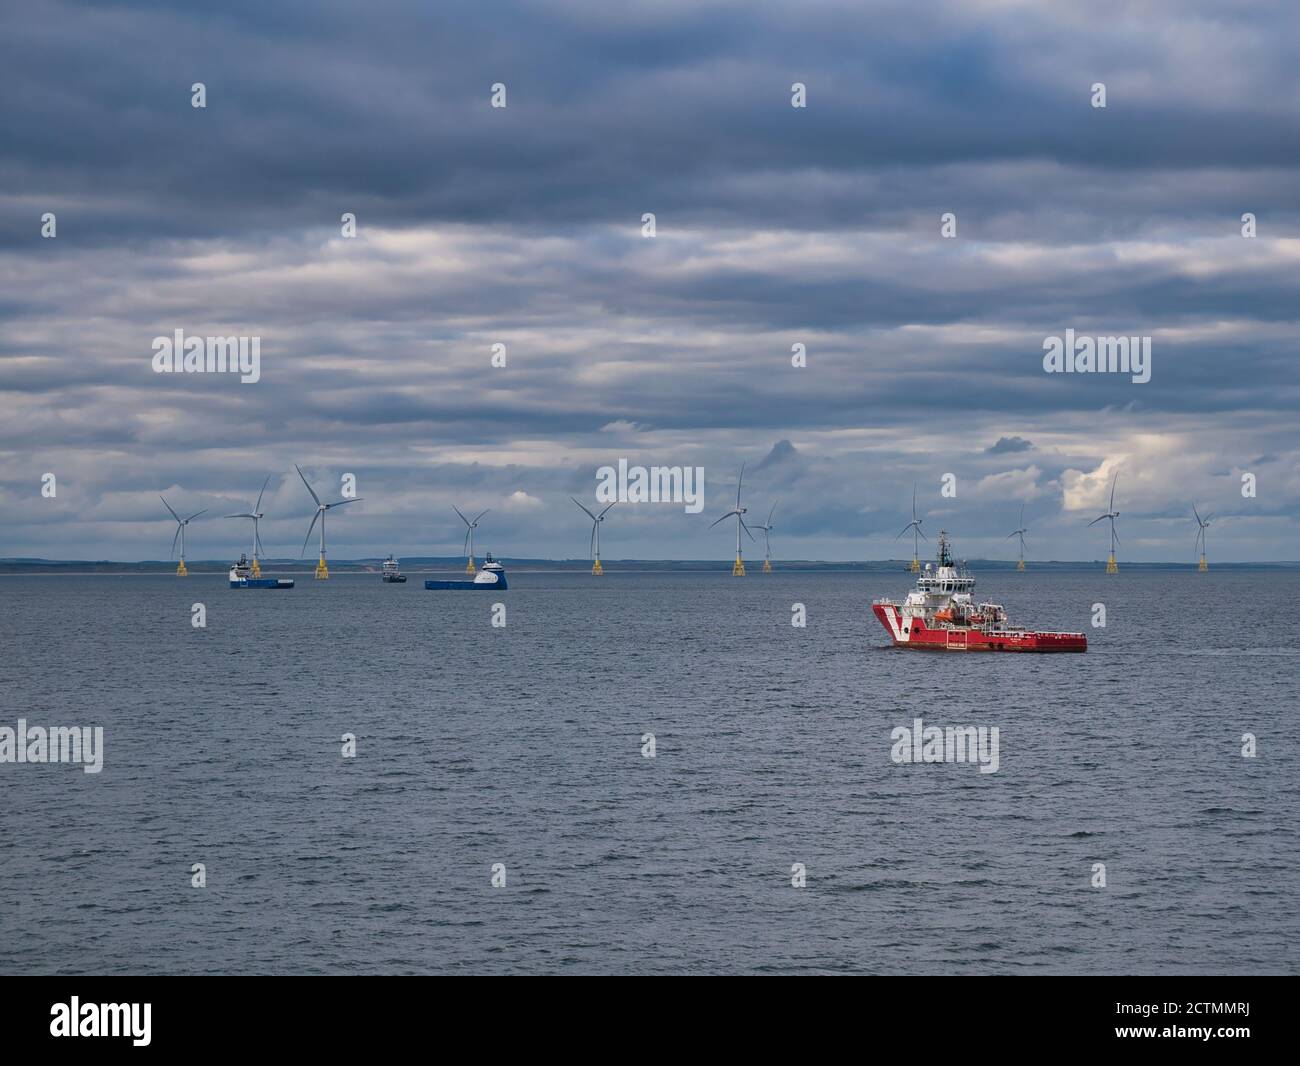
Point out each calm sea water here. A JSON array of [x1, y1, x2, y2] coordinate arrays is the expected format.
[[1, 568, 1296, 975]]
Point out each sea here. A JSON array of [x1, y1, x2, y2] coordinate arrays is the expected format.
[[1, 568, 1296, 975]]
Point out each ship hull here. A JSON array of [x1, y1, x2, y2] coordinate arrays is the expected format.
[[230, 578, 294, 589], [424, 577, 506, 591], [872, 603, 1085, 652], [382, 575, 407, 583]]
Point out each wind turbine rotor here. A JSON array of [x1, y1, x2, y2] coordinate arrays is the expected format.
[[295, 464, 322, 507], [300, 509, 322, 558]]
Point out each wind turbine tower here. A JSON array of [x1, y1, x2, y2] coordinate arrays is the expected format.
[[454, 507, 490, 574], [1194, 505, 1214, 572], [571, 498, 615, 575], [754, 502, 777, 573], [161, 497, 206, 576], [1007, 503, 1028, 572], [1088, 470, 1121, 573], [225, 475, 271, 576], [710, 463, 753, 575], [296, 464, 362, 579], [896, 483, 927, 572]]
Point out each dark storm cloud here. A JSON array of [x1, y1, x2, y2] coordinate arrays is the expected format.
[[1, 0, 1298, 560], [6, 0, 1300, 245]]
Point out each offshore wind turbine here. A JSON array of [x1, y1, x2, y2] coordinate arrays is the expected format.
[[1007, 503, 1028, 572], [1193, 504, 1214, 572], [896, 482, 927, 572], [454, 506, 490, 574], [296, 464, 362, 580], [754, 501, 777, 573], [225, 475, 271, 576], [160, 496, 206, 576], [1087, 469, 1121, 573], [709, 463, 753, 576], [571, 497, 615, 575]]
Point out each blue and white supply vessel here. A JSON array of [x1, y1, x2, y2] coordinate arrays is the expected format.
[[229, 555, 294, 589], [381, 555, 407, 583], [425, 554, 507, 590]]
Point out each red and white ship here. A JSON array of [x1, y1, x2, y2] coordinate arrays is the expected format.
[[872, 531, 1086, 652]]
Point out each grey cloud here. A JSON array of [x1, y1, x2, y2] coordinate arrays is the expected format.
[[987, 436, 1034, 455], [0, 1, 1297, 560]]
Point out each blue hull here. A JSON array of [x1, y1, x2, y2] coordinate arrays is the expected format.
[[424, 577, 507, 590], [231, 578, 295, 589]]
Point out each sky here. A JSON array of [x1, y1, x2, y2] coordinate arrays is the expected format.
[[1, 0, 1297, 563]]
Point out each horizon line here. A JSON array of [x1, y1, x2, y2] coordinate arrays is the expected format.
[[2, 556, 1297, 569]]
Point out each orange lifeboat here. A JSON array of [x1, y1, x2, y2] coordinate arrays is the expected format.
[[934, 608, 954, 622]]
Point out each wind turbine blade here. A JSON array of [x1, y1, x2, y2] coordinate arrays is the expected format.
[[597, 501, 617, 519], [917, 528, 928, 541], [255, 526, 266, 558], [170, 524, 182, 558], [472, 509, 491, 525], [1111, 525, 1122, 547], [589, 524, 597, 557], [327, 497, 362, 508], [709, 513, 733, 530], [1204, 513, 1215, 524], [740, 517, 755, 542], [767, 502, 777, 525], [225, 513, 256, 520], [295, 465, 322, 507], [1006, 531, 1018, 540], [1019, 502, 1025, 527], [736, 463, 745, 509], [1192, 503, 1202, 525], [160, 496, 181, 522], [1109, 470, 1118, 511], [453, 505, 471, 527], [300, 511, 321, 557], [185, 509, 207, 522], [571, 496, 598, 522], [1087, 515, 1107, 527], [255, 475, 270, 513]]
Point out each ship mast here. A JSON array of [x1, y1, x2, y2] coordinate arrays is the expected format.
[[937, 530, 953, 568]]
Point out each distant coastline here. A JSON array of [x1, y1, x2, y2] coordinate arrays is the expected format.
[[2, 557, 1296, 574]]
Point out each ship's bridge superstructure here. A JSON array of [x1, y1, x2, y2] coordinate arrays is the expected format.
[[903, 531, 974, 612]]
